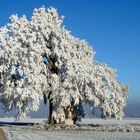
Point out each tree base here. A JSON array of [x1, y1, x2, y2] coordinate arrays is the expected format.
[[65, 118, 74, 125]]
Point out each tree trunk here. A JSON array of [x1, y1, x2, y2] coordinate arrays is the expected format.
[[48, 101, 76, 125], [64, 102, 76, 125], [48, 99, 56, 124]]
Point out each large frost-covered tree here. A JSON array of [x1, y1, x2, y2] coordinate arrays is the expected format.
[[0, 7, 128, 124]]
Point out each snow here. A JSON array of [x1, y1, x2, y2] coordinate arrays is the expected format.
[[0, 118, 140, 140], [4, 128, 140, 140], [79, 118, 140, 125], [0, 6, 128, 121], [0, 117, 140, 124], [0, 117, 45, 123]]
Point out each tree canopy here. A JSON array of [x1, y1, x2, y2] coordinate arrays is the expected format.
[[0, 7, 128, 121]]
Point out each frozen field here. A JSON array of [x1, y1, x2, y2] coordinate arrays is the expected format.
[[0, 117, 140, 124], [0, 118, 140, 140], [4, 128, 140, 140]]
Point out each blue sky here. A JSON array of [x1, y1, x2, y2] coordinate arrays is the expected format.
[[0, 0, 140, 112]]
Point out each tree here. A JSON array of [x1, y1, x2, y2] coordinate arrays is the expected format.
[[0, 7, 128, 124]]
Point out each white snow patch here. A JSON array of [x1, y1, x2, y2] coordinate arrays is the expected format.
[[0, 118, 140, 140]]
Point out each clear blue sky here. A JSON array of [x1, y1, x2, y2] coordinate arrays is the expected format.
[[0, 0, 140, 107]]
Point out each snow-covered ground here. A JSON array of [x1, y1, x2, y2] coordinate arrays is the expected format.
[[80, 118, 140, 125], [0, 118, 140, 140], [4, 128, 140, 140], [0, 117, 140, 124]]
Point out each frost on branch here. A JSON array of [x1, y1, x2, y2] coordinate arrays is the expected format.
[[0, 7, 128, 121]]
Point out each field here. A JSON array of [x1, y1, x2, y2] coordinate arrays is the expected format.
[[0, 118, 140, 140]]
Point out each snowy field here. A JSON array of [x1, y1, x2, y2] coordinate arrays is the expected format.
[[0, 118, 140, 140]]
